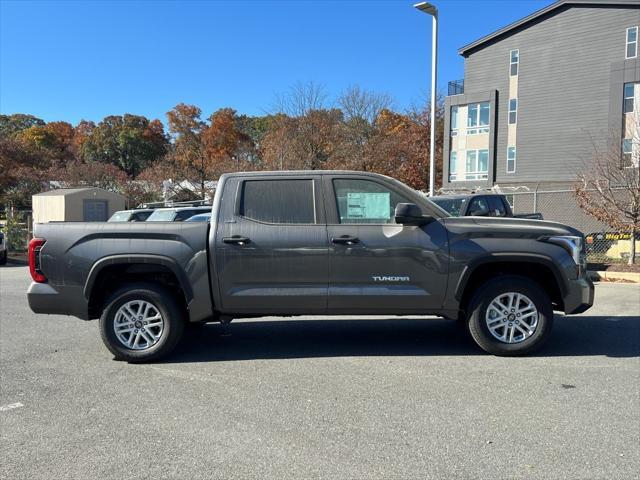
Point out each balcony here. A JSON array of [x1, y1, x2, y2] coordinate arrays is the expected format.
[[448, 79, 464, 96]]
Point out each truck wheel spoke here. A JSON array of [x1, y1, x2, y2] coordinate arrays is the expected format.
[[113, 300, 165, 351], [485, 292, 538, 344]]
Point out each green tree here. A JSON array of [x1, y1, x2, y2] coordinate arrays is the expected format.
[[0, 114, 45, 138], [80, 114, 168, 177]]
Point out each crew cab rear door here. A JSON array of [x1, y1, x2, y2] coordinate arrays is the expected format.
[[214, 175, 329, 314], [323, 174, 448, 313]]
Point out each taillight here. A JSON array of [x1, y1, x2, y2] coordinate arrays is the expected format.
[[28, 238, 47, 283]]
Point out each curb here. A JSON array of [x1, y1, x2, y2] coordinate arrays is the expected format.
[[588, 270, 640, 283]]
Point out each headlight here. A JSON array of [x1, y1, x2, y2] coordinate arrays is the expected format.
[[543, 235, 583, 264]]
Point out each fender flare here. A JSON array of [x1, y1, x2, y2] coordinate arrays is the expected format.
[[454, 253, 568, 301], [83, 254, 194, 302]]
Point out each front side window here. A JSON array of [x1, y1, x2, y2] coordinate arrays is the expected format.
[[449, 151, 457, 181], [451, 106, 459, 135], [627, 26, 638, 59], [510, 49, 519, 76], [467, 102, 490, 134], [507, 146, 517, 173], [465, 149, 489, 180], [468, 197, 490, 216], [488, 197, 507, 217], [241, 179, 315, 224], [508, 98, 518, 124], [624, 83, 635, 113], [333, 179, 411, 224]]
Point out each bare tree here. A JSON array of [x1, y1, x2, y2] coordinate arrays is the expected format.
[[575, 112, 640, 264], [273, 81, 328, 116], [338, 85, 393, 124]]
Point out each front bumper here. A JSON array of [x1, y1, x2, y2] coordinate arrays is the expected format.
[[563, 276, 595, 314], [27, 282, 90, 320]]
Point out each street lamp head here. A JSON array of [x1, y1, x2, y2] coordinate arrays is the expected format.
[[413, 2, 437, 16]]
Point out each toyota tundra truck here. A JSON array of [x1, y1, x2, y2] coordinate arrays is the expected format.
[[27, 171, 594, 362]]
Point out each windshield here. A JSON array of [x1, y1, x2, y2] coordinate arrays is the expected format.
[[146, 209, 177, 221], [431, 197, 467, 217], [108, 211, 132, 222]]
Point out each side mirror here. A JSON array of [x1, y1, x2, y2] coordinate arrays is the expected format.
[[394, 203, 432, 226]]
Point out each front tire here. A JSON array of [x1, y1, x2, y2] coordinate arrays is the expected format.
[[99, 283, 185, 363], [0, 250, 7, 265], [466, 275, 553, 356]]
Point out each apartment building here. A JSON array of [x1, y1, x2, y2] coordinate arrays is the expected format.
[[443, 0, 640, 191]]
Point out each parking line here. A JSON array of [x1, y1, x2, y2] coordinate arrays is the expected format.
[[0, 402, 24, 412]]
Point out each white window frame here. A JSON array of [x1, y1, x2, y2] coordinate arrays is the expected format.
[[466, 102, 490, 135], [464, 149, 489, 181], [626, 26, 638, 59], [449, 151, 458, 181], [624, 83, 635, 113], [507, 147, 517, 173], [508, 98, 518, 125], [509, 49, 519, 76], [451, 106, 459, 136]]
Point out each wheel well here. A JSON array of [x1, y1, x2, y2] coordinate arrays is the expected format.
[[459, 261, 564, 315], [87, 263, 188, 319]]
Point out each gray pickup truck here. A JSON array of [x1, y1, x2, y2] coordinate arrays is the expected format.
[[27, 171, 594, 362]]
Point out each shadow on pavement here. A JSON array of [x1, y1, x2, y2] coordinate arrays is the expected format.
[[163, 314, 640, 363]]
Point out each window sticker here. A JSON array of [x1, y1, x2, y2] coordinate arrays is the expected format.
[[346, 192, 390, 220]]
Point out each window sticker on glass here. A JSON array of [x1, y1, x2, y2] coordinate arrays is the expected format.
[[346, 192, 390, 220]]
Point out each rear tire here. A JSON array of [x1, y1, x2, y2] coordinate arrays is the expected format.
[[99, 283, 185, 363], [465, 275, 553, 356]]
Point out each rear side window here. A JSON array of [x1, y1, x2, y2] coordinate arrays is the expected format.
[[240, 179, 315, 224]]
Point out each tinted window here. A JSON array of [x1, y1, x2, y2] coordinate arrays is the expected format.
[[488, 197, 507, 217], [241, 180, 315, 224], [333, 179, 412, 224], [133, 211, 152, 221], [431, 197, 467, 217], [468, 197, 490, 216]]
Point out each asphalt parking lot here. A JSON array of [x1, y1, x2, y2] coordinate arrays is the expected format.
[[1, 265, 639, 480]]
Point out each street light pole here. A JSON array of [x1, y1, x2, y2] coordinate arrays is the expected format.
[[414, 2, 438, 196]]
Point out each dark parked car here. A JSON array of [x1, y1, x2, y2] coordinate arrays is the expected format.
[[145, 206, 211, 222], [185, 212, 211, 222], [431, 193, 543, 219], [27, 171, 592, 362], [108, 209, 155, 222], [0, 231, 6, 265]]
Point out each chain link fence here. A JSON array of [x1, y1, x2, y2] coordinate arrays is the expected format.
[[508, 189, 636, 264]]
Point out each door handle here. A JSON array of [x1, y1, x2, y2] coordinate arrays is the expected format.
[[223, 236, 251, 245], [331, 235, 359, 245]]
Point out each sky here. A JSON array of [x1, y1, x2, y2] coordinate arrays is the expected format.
[[0, 0, 550, 125]]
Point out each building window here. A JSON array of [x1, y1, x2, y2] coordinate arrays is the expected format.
[[627, 26, 638, 59], [449, 151, 457, 181], [508, 99, 518, 124], [451, 106, 459, 136], [467, 102, 490, 134], [464, 149, 489, 180], [510, 49, 519, 76], [623, 138, 632, 155], [507, 147, 516, 173], [624, 83, 635, 113]]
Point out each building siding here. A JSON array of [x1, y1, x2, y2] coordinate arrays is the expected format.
[[454, 3, 640, 187]]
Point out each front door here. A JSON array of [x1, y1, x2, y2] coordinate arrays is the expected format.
[[324, 175, 448, 313], [215, 176, 329, 314]]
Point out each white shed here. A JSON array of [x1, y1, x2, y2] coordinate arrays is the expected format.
[[32, 187, 126, 223]]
